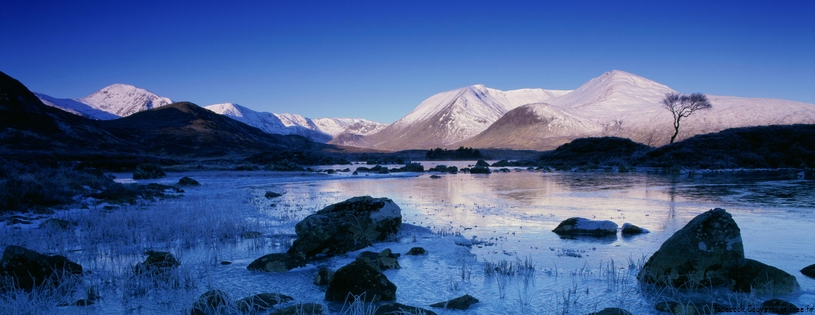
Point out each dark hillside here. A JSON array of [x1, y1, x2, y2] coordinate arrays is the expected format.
[[538, 137, 652, 168], [643, 124, 815, 169]]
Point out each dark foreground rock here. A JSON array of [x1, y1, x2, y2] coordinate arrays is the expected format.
[[405, 247, 427, 255], [430, 294, 479, 310], [552, 217, 618, 236], [376, 302, 438, 315], [135, 250, 180, 275], [0, 245, 83, 290], [728, 258, 799, 295], [325, 260, 396, 302], [801, 264, 815, 279], [190, 290, 230, 315], [235, 293, 293, 313], [288, 196, 402, 259], [638, 208, 744, 287], [587, 307, 633, 315], [761, 299, 799, 314], [177, 176, 200, 186], [247, 252, 307, 272]]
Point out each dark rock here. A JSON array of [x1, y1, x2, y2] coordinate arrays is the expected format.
[[177, 176, 200, 186], [429, 175, 441, 179], [190, 290, 230, 315], [0, 245, 82, 290], [587, 307, 633, 315], [429, 165, 448, 172], [325, 260, 396, 302], [638, 208, 744, 288], [394, 163, 423, 172], [620, 223, 648, 235], [288, 196, 402, 259], [430, 294, 479, 310], [269, 303, 323, 315], [134, 251, 180, 275], [265, 191, 283, 199], [654, 301, 724, 315], [552, 217, 618, 236], [475, 160, 490, 167], [235, 293, 293, 313], [247, 252, 307, 272], [728, 258, 799, 295], [761, 299, 799, 314], [801, 264, 815, 278], [133, 163, 165, 179], [39, 218, 72, 230], [314, 267, 334, 286], [469, 166, 491, 174], [356, 248, 400, 271], [376, 302, 438, 315], [447, 166, 458, 174], [405, 247, 427, 255]]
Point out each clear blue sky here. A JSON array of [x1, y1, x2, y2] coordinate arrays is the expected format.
[[2, 0, 813, 123]]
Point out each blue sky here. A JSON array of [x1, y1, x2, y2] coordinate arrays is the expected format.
[[1, 0, 813, 123]]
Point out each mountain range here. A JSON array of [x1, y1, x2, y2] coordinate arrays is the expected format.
[[32, 70, 815, 151]]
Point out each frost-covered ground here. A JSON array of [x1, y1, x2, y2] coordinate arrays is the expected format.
[[2, 163, 814, 314]]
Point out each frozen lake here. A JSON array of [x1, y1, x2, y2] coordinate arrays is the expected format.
[[2, 163, 814, 314]]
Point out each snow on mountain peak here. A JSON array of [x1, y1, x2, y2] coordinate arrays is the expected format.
[[79, 83, 173, 117]]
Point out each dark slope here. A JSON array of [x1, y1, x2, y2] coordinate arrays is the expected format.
[[643, 124, 815, 168], [100, 102, 321, 157], [0, 71, 132, 153]]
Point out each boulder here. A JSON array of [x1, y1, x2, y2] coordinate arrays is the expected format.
[[620, 223, 648, 235], [235, 293, 293, 313], [376, 303, 438, 315], [288, 196, 401, 259], [177, 176, 200, 186], [134, 251, 180, 275], [269, 303, 323, 315], [430, 294, 479, 310], [552, 217, 618, 237], [475, 160, 490, 167], [728, 258, 799, 295], [587, 308, 633, 315], [761, 299, 799, 314], [356, 248, 400, 272], [0, 245, 82, 290], [133, 163, 165, 179], [190, 290, 230, 315], [638, 208, 744, 288], [247, 252, 307, 272], [801, 264, 815, 279], [265, 191, 283, 199], [405, 247, 427, 255], [325, 260, 396, 302], [469, 166, 491, 174]]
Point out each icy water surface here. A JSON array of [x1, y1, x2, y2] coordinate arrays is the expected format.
[[2, 166, 814, 314]]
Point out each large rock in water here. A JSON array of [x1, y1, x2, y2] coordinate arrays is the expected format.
[[325, 260, 396, 302], [0, 245, 83, 290], [552, 217, 618, 236], [638, 208, 744, 287], [288, 196, 401, 259], [728, 258, 799, 295]]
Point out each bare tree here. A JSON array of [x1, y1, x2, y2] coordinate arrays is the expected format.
[[662, 92, 712, 144]]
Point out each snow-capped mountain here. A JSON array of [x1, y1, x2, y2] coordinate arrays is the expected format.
[[35, 83, 172, 119], [337, 84, 571, 150], [461, 70, 815, 150], [205, 104, 388, 143]]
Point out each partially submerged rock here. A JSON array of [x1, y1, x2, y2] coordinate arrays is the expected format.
[[190, 290, 231, 315], [553, 217, 618, 237], [0, 245, 83, 290], [265, 191, 283, 199], [235, 293, 293, 313], [588, 307, 634, 315], [430, 294, 479, 310], [638, 208, 744, 288], [620, 223, 648, 235], [376, 302, 437, 315], [356, 248, 400, 272], [177, 176, 200, 186], [801, 264, 815, 279], [405, 247, 427, 255], [247, 252, 307, 272], [728, 258, 799, 295], [288, 196, 402, 259], [135, 251, 180, 275], [325, 260, 396, 302]]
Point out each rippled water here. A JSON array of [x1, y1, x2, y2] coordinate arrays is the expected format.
[[3, 165, 814, 314]]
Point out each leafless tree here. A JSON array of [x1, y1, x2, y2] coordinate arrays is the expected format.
[[662, 92, 712, 144]]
